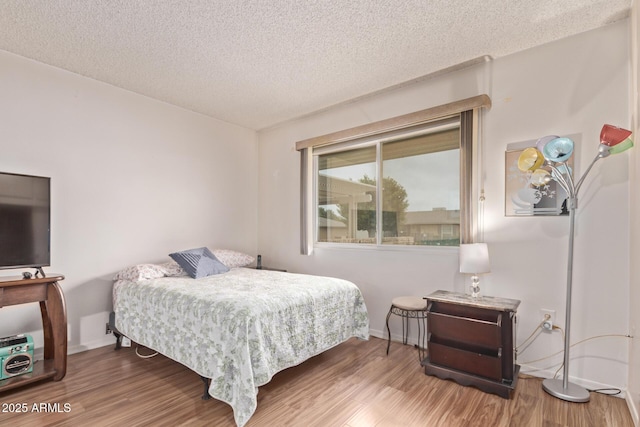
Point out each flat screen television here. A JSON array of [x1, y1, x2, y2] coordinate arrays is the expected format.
[[0, 172, 51, 271]]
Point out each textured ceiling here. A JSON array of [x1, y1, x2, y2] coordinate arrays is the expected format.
[[0, 1, 632, 130]]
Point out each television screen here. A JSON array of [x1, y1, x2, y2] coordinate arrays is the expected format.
[[0, 172, 51, 270]]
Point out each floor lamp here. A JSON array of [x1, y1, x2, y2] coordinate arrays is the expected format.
[[517, 124, 633, 402]]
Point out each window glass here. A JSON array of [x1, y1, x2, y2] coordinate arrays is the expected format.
[[381, 128, 460, 246], [317, 146, 376, 243]]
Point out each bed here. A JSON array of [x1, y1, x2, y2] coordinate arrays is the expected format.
[[112, 264, 369, 427]]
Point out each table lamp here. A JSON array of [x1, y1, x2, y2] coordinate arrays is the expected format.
[[459, 243, 491, 298]]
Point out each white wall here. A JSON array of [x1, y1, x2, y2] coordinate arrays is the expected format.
[[258, 20, 632, 392], [0, 50, 258, 353], [628, 3, 639, 424]]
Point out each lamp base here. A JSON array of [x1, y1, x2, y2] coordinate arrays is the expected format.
[[542, 378, 590, 403], [470, 275, 480, 298]]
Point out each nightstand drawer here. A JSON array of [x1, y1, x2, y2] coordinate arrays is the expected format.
[[428, 311, 501, 349], [428, 339, 502, 381]]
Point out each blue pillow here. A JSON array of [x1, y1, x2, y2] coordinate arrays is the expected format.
[[169, 247, 229, 279]]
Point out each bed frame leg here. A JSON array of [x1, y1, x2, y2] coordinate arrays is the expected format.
[[114, 332, 123, 350], [109, 312, 123, 350], [200, 376, 211, 400]]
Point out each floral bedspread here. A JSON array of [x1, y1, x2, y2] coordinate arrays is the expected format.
[[114, 268, 369, 427]]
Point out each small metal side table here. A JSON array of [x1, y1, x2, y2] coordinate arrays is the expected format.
[[385, 296, 428, 361]]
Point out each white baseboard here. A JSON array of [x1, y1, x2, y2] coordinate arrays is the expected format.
[[67, 335, 117, 355], [32, 335, 117, 361], [369, 328, 384, 340], [627, 393, 640, 426], [513, 364, 627, 399], [369, 327, 424, 347]]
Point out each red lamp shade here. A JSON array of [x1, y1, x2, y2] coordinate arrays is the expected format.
[[600, 124, 632, 147]]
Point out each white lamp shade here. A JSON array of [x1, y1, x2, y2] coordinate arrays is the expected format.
[[459, 243, 491, 274]]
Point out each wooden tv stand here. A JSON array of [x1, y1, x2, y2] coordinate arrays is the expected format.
[[0, 274, 66, 392]]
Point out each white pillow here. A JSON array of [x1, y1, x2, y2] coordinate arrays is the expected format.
[[158, 260, 187, 277], [113, 264, 166, 281], [212, 249, 255, 268]]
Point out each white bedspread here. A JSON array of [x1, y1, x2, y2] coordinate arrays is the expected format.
[[114, 268, 369, 426]]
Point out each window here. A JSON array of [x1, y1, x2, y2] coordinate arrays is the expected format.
[[297, 95, 490, 253], [316, 117, 460, 246]]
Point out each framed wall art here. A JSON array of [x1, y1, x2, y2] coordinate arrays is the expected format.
[[504, 139, 575, 216]]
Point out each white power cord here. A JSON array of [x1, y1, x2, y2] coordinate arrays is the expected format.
[[135, 345, 158, 359]]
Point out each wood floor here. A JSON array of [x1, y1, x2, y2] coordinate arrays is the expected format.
[[0, 336, 633, 426]]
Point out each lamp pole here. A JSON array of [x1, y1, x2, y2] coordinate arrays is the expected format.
[[541, 143, 616, 402], [541, 192, 590, 402], [518, 125, 632, 403]]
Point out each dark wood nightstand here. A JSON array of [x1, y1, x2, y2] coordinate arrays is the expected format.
[[422, 290, 520, 399]]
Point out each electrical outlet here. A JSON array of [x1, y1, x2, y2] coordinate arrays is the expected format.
[[540, 309, 555, 331], [105, 322, 113, 335]]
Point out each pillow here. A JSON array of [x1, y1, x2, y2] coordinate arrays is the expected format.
[[113, 264, 166, 281], [169, 247, 229, 278], [212, 249, 255, 268], [158, 260, 187, 277]]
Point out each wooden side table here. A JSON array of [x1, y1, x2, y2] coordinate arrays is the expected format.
[[422, 290, 520, 398], [0, 274, 67, 392]]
